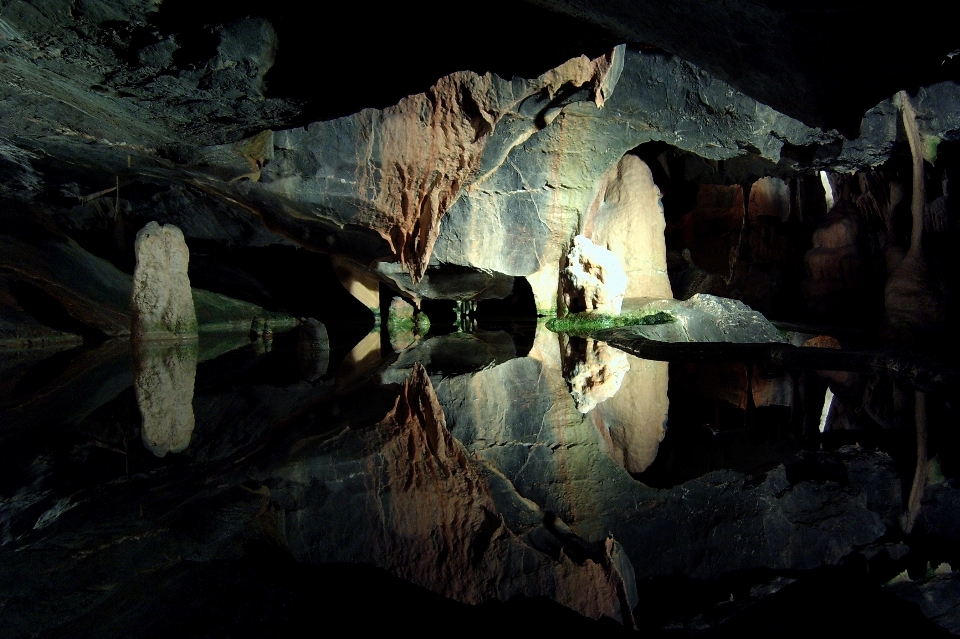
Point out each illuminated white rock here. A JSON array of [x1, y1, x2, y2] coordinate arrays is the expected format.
[[131, 222, 197, 339], [562, 234, 628, 315]]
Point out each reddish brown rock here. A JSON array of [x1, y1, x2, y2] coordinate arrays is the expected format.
[[352, 364, 636, 623], [343, 52, 621, 281]]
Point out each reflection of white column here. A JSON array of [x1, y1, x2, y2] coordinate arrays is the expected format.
[[591, 355, 669, 473], [134, 341, 198, 457], [819, 387, 834, 433]]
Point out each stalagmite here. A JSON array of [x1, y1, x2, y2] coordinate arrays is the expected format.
[[883, 92, 946, 340], [131, 222, 198, 340]]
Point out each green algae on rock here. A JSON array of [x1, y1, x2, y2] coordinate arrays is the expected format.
[[545, 310, 674, 336]]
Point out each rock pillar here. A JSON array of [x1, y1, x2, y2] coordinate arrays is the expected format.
[[131, 222, 198, 339], [585, 154, 673, 307]]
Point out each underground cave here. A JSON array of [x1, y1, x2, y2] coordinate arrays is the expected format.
[[3, 1, 960, 636]]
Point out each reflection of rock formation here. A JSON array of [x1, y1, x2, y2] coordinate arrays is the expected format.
[[282, 364, 637, 624], [131, 222, 198, 339], [590, 355, 669, 474], [297, 318, 329, 382], [434, 326, 898, 582], [561, 235, 628, 314], [560, 333, 669, 474], [336, 331, 382, 387], [134, 340, 198, 457], [561, 337, 629, 414]]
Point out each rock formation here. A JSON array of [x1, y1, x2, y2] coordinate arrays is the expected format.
[[131, 222, 198, 340], [561, 235, 628, 315], [562, 336, 631, 413], [279, 363, 637, 624], [584, 154, 673, 305]]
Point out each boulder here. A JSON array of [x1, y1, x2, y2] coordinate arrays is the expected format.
[[612, 294, 786, 344]]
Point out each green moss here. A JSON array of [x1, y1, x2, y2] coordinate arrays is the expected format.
[[545, 310, 674, 336], [193, 289, 298, 334]]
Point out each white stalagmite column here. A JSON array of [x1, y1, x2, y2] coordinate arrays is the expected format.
[[131, 221, 198, 457], [131, 221, 198, 340]]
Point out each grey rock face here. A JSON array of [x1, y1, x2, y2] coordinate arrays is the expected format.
[[886, 567, 960, 635], [612, 294, 787, 344], [297, 318, 329, 382]]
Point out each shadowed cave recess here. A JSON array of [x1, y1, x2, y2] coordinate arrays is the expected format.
[[4, 1, 960, 636]]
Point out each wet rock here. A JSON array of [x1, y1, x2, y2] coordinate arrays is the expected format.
[[803, 203, 885, 324], [388, 297, 415, 322], [0, 279, 82, 348], [671, 248, 731, 301], [561, 235, 628, 315], [131, 222, 198, 340], [886, 565, 960, 634], [611, 294, 786, 344], [667, 184, 744, 284], [728, 177, 809, 316], [134, 340, 198, 457], [0, 214, 136, 337], [372, 261, 515, 308]]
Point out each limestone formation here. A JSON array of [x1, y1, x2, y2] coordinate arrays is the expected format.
[[590, 354, 669, 474], [131, 222, 197, 340], [883, 93, 948, 341], [331, 255, 381, 317], [280, 363, 637, 624], [803, 203, 884, 324], [134, 340, 198, 457], [561, 235, 628, 315], [585, 154, 673, 305]]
